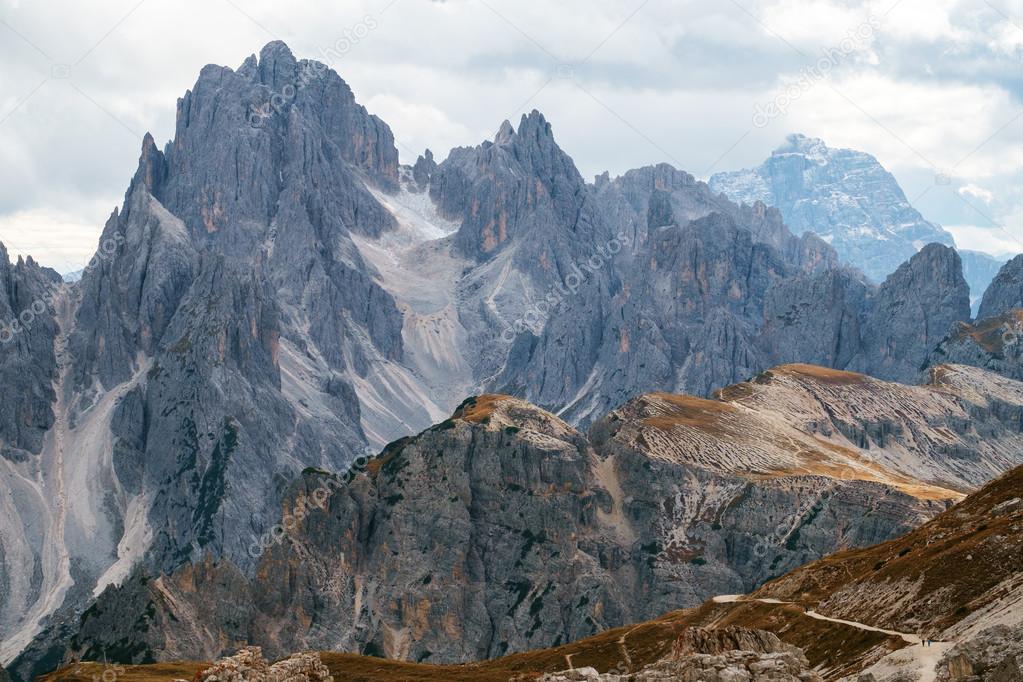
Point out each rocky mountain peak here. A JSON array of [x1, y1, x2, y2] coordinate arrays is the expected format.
[[450, 394, 580, 440], [431, 109, 591, 259], [411, 148, 436, 189], [774, 132, 828, 160], [852, 243, 970, 381], [130, 132, 167, 195], [709, 135, 957, 284], [495, 119, 516, 145], [977, 253, 1023, 320], [515, 109, 552, 139], [503, 110, 582, 186], [894, 242, 970, 297], [256, 40, 299, 83], [167, 40, 399, 212]]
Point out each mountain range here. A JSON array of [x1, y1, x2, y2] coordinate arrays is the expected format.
[[2, 41, 1023, 681], [709, 133, 1007, 311]]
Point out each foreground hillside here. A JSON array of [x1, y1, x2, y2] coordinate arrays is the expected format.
[[45, 464, 1023, 681], [23, 363, 1023, 680], [755, 452, 1023, 641], [40, 605, 900, 681]]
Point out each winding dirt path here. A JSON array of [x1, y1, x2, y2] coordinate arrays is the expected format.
[[711, 595, 951, 681]]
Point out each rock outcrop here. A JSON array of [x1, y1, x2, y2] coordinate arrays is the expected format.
[[936, 625, 1023, 681], [194, 647, 332, 682], [0, 247, 64, 655], [0, 245, 62, 455], [851, 243, 971, 382], [539, 627, 821, 681]]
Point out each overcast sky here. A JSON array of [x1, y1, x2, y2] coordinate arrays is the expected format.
[[3, 0, 1023, 272]]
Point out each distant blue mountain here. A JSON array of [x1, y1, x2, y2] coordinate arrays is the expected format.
[[710, 134, 1007, 312]]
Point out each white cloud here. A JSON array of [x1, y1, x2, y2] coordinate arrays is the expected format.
[[760, 0, 872, 46], [364, 93, 478, 163], [959, 183, 995, 203], [872, 0, 963, 43], [0, 204, 114, 273], [944, 224, 1023, 257]]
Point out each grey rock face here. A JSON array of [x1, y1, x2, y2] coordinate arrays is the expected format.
[[426, 111, 623, 389], [852, 244, 971, 382], [0, 246, 64, 657], [62, 40, 404, 577], [432, 111, 599, 262], [592, 162, 834, 274], [499, 186, 966, 424], [491, 160, 847, 425], [0, 245, 61, 455], [411, 149, 436, 191], [978, 254, 1023, 320], [2, 41, 411, 677], [936, 625, 1023, 681], [709, 134, 956, 284], [761, 267, 870, 370]]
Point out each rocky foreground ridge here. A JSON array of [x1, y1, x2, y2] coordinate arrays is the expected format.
[[41, 461, 1023, 681]]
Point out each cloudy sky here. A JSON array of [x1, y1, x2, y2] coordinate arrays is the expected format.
[[2, 0, 1023, 272]]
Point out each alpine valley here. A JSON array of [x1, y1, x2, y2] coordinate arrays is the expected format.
[[2, 43, 1023, 682]]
